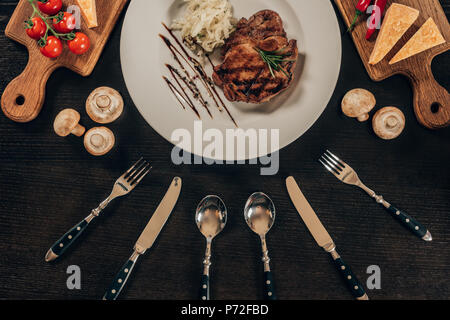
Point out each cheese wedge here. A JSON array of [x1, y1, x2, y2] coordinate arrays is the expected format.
[[389, 18, 446, 64], [76, 0, 98, 29], [369, 3, 419, 65]]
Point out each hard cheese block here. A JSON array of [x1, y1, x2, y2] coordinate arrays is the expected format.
[[76, 0, 98, 28], [369, 3, 419, 65], [390, 17, 446, 64]]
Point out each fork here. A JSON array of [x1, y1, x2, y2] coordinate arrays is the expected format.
[[319, 150, 431, 241], [45, 158, 152, 262]]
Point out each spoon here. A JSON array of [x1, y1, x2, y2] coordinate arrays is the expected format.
[[244, 192, 277, 300], [195, 195, 227, 300]]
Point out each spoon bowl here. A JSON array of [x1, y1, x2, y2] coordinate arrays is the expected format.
[[244, 192, 276, 236], [195, 195, 227, 240]]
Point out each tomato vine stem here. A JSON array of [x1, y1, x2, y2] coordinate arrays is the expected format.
[[26, 0, 75, 47]]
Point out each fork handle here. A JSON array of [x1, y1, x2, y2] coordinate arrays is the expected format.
[[385, 205, 432, 241], [45, 216, 93, 262], [45, 198, 111, 262]]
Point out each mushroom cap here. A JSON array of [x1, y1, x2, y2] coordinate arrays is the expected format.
[[372, 107, 406, 140], [84, 127, 115, 156], [342, 89, 376, 122], [54, 109, 81, 137], [86, 87, 124, 124]]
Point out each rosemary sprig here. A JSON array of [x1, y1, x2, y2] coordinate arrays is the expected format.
[[254, 47, 296, 78]]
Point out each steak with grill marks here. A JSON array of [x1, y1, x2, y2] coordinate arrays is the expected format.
[[212, 10, 298, 104]]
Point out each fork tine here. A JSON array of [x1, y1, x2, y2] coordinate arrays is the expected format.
[[124, 157, 145, 178], [322, 152, 344, 171], [319, 159, 340, 177], [129, 163, 152, 186], [131, 165, 152, 186], [127, 160, 148, 182], [320, 155, 340, 174], [326, 150, 346, 168]]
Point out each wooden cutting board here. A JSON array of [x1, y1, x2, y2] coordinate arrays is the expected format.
[[1, 0, 128, 123], [334, 0, 450, 129]]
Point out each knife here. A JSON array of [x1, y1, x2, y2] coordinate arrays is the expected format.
[[103, 177, 182, 300], [286, 176, 369, 300]]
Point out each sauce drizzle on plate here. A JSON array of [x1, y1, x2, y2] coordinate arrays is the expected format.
[[160, 22, 238, 127]]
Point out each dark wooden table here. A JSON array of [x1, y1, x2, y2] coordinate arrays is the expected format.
[[0, 1, 449, 300]]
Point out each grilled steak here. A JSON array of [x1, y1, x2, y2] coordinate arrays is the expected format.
[[212, 10, 298, 104]]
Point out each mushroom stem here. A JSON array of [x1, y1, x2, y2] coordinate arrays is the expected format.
[[386, 116, 398, 128], [71, 124, 86, 137], [357, 114, 369, 122], [96, 95, 111, 110]]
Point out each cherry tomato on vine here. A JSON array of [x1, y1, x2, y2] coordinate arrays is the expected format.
[[37, 0, 63, 16], [52, 12, 76, 34], [68, 32, 90, 55], [26, 17, 46, 40], [40, 36, 62, 58]]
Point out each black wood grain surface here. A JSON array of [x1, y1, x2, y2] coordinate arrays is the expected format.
[[0, 1, 449, 300]]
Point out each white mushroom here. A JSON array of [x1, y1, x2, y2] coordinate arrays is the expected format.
[[54, 109, 85, 137], [86, 87, 124, 124], [341, 89, 376, 122], [372, 107, 406, 140], [84, 127, 115, 156]]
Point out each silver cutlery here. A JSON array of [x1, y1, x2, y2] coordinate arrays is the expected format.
[[45, 158, 152, 262], [195, 195, 227, 300], [244, 192, 277, 300], [286, 176, 369, 300], [103, 177, 182, 300], [319, 150, 432, 241]]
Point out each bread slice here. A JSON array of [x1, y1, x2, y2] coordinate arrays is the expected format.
[[369, 3, 419, 65], [389, 17, 446, 64], [76, 0, 98, 29]]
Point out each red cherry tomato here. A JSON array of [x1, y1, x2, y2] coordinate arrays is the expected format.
[[68, 32, 90, 55], [26, 17, 46, 40], [52, 12, 76, 34], [40, 36, 62, 58], [37, 0, 63, 15]]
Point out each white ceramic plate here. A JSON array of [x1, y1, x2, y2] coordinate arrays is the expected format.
[[120, 0, 341, 161]]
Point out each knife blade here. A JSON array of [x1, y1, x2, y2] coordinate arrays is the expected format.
[[286, 176, 368, 300], [134, 177, 182, 254], [103, 177, 182, 300], [286, 176, 334, 250]]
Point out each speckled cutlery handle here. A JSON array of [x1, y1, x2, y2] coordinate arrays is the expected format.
[[45, 219, 90, 262], [264, 271, 276, 300], [365, 189, 432, 241], [330, 250, 368, 300], [103, 251, 140, 300], [45, 199, 111, 262], [385, 204, 432, 241], [199, 275, 210, 300]]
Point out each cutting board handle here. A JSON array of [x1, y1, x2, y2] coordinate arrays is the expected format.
[[1, 51, 57, 123], [410, 63, 450, 129]]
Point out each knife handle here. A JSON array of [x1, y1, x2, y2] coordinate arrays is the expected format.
[[199, 275, 210, 300], [331, 250, 368, 300], [385, 204, 432, 241], [103, 251, 140, 300], [264, 271, 276, 300], [45, 218, 90, 262]]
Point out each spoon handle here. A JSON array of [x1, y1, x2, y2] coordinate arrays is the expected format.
[[199, 275, 210, 300], [264, 271, 276, 300]]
